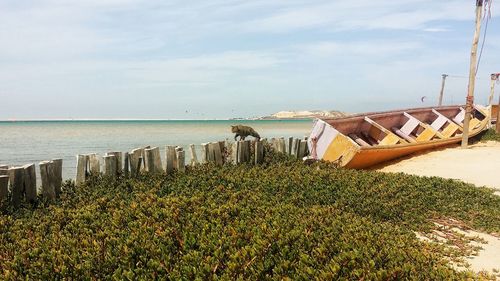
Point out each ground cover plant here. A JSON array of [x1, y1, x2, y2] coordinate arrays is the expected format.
[[1, 153, 499, 280], [477, 128, 500, 142]]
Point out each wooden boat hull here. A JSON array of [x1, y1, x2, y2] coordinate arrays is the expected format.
[[309, 105, 491, 169]]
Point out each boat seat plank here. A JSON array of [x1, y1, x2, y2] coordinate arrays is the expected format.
[[361, 132, 379, 146], [348, 134, 370, 147], [430, 115, 448, 131], [453, 108, 466, 124], [364, 117, 405, 145], [400, 116, 420, 135], [431, 109, 461, 138], [392, 127, 417, 143]]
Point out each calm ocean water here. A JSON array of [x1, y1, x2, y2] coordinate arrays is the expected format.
[[0, 120, 312, 180]]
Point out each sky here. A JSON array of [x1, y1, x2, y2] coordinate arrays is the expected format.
[[1, 0, 499, 119]]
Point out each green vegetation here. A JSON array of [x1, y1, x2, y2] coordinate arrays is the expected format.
[[477, 128, 500, 142], [1, 153, 499, 280]]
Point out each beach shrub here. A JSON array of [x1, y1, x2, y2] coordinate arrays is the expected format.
[[478, 128, 500, 142], [1, 158, 499, 279]]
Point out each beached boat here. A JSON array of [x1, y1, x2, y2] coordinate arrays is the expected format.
[[307, 104, 492, 169]]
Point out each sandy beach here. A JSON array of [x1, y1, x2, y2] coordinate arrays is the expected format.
[[378, 141, 500, 276], [377, 141, 500, 195]]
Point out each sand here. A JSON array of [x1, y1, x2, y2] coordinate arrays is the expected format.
[[378, 141, 500, 277], [378, 141, 500, 195]]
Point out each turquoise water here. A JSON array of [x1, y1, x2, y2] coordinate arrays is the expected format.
[[0, 120, 312, 180]]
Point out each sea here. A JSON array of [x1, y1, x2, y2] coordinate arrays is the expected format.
[[0, 119, 313, 181]]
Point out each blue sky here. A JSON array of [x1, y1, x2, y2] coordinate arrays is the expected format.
[[1, 0, 499, 119]]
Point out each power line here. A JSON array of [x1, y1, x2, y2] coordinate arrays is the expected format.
[[476, 0, 493, 74]]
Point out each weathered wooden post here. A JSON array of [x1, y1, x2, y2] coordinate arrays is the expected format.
[[298, 140, 308, 158], [145, 147, 162, 173], [51, 159, 63, 197], [124, 152, 130, 177], [232, 141, 240, 164], [286, 137, 293, 155], [9, 167, 25, 207], [76, 154, 88, 185], [23, 164, 37, 203], [291, 138, 297, 157], [176, 150, 186, 172], [237, 141, 251, 163], [208, 142, 223, 166], [497, 92, 500, 133], [462, 0, 483, 148], [165, 146, 176, 173], [189, 144, 198, 166], [40, 161, 56, 200], [255, 140, 264, 164], [103, 155, 117, 178], [200, 143, 209, 164], [107, 152, 123, 174], [0, 175, 8, 203], [0, 167, 8, 176], [129, 148, 143, 177], [88, 154, 100, 174]]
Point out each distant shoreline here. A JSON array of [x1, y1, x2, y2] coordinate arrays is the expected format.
[[0, 118, 314, 122]]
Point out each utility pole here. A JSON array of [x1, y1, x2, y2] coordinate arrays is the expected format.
[[438, 74, 448, 106], [488, 73, 499, 128], [462, 0, 483, 148]]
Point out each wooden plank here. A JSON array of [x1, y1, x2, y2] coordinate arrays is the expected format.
[[103, 155, 117, 178], [9, 167, 25, 207], [200, 143, 209, 164], [107, 152, 123, 173], [23, 164, 37, 203], [189, 144, 198, 166], [176, 150, 186, 172], [76, 154, 87, 185], [124, 152, 130, 178], [129, 148, 143, 177], [298, 140, 307, 158], [286, 137, 293, 155], [0, 168, 8, 176], [278, 137, 286, 153], [232, 141, 240, 164], [208, 142, 223, 166], [255, 140, 264, 164], [51, 159, 63, 198], [144, 147, 155, 173], [165, 146, 176, 173], [89, 154, 100, 174], [40, 161, 56, 200], [0, 175, 8, 203]]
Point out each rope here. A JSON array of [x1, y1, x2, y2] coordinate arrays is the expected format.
[[476, 0, 493, 74]]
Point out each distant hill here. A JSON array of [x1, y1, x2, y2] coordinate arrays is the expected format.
[[260, 110, 348, 119]]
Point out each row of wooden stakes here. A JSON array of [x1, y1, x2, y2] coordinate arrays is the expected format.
[[0, 137, 309, 207], [75, 137, 309, 185], [0, 160, 63, 207]]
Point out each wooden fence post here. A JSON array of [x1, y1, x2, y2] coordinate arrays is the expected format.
[[9, 167, 24, 207], [286, 137, 293, 155], [89, 154, 100, 174], [129, 148, 143, 177], [255, 140, 264, 164], [0, 168, 8, 176], [237, 141, 250, 163], [208, 142, 223, 166], [23, 164, 37, 203], [291, 138, 298, 157], [124, 152, 130, 177], [200, 143, 209, 164], [232, 141, 240, 164], [107, 152, 123, 174], [52, 159, 63, 198], [145, 147, 162, 173], [76, 154, 87, 185], [298, 140, 307, 158], [0, 175, 8, 203], [189, 144, 198, 166], [176, 150, 186, 172], [40, 161, 56, 200], [165, 146, 176, 173], [103, 155, 117, 178]]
